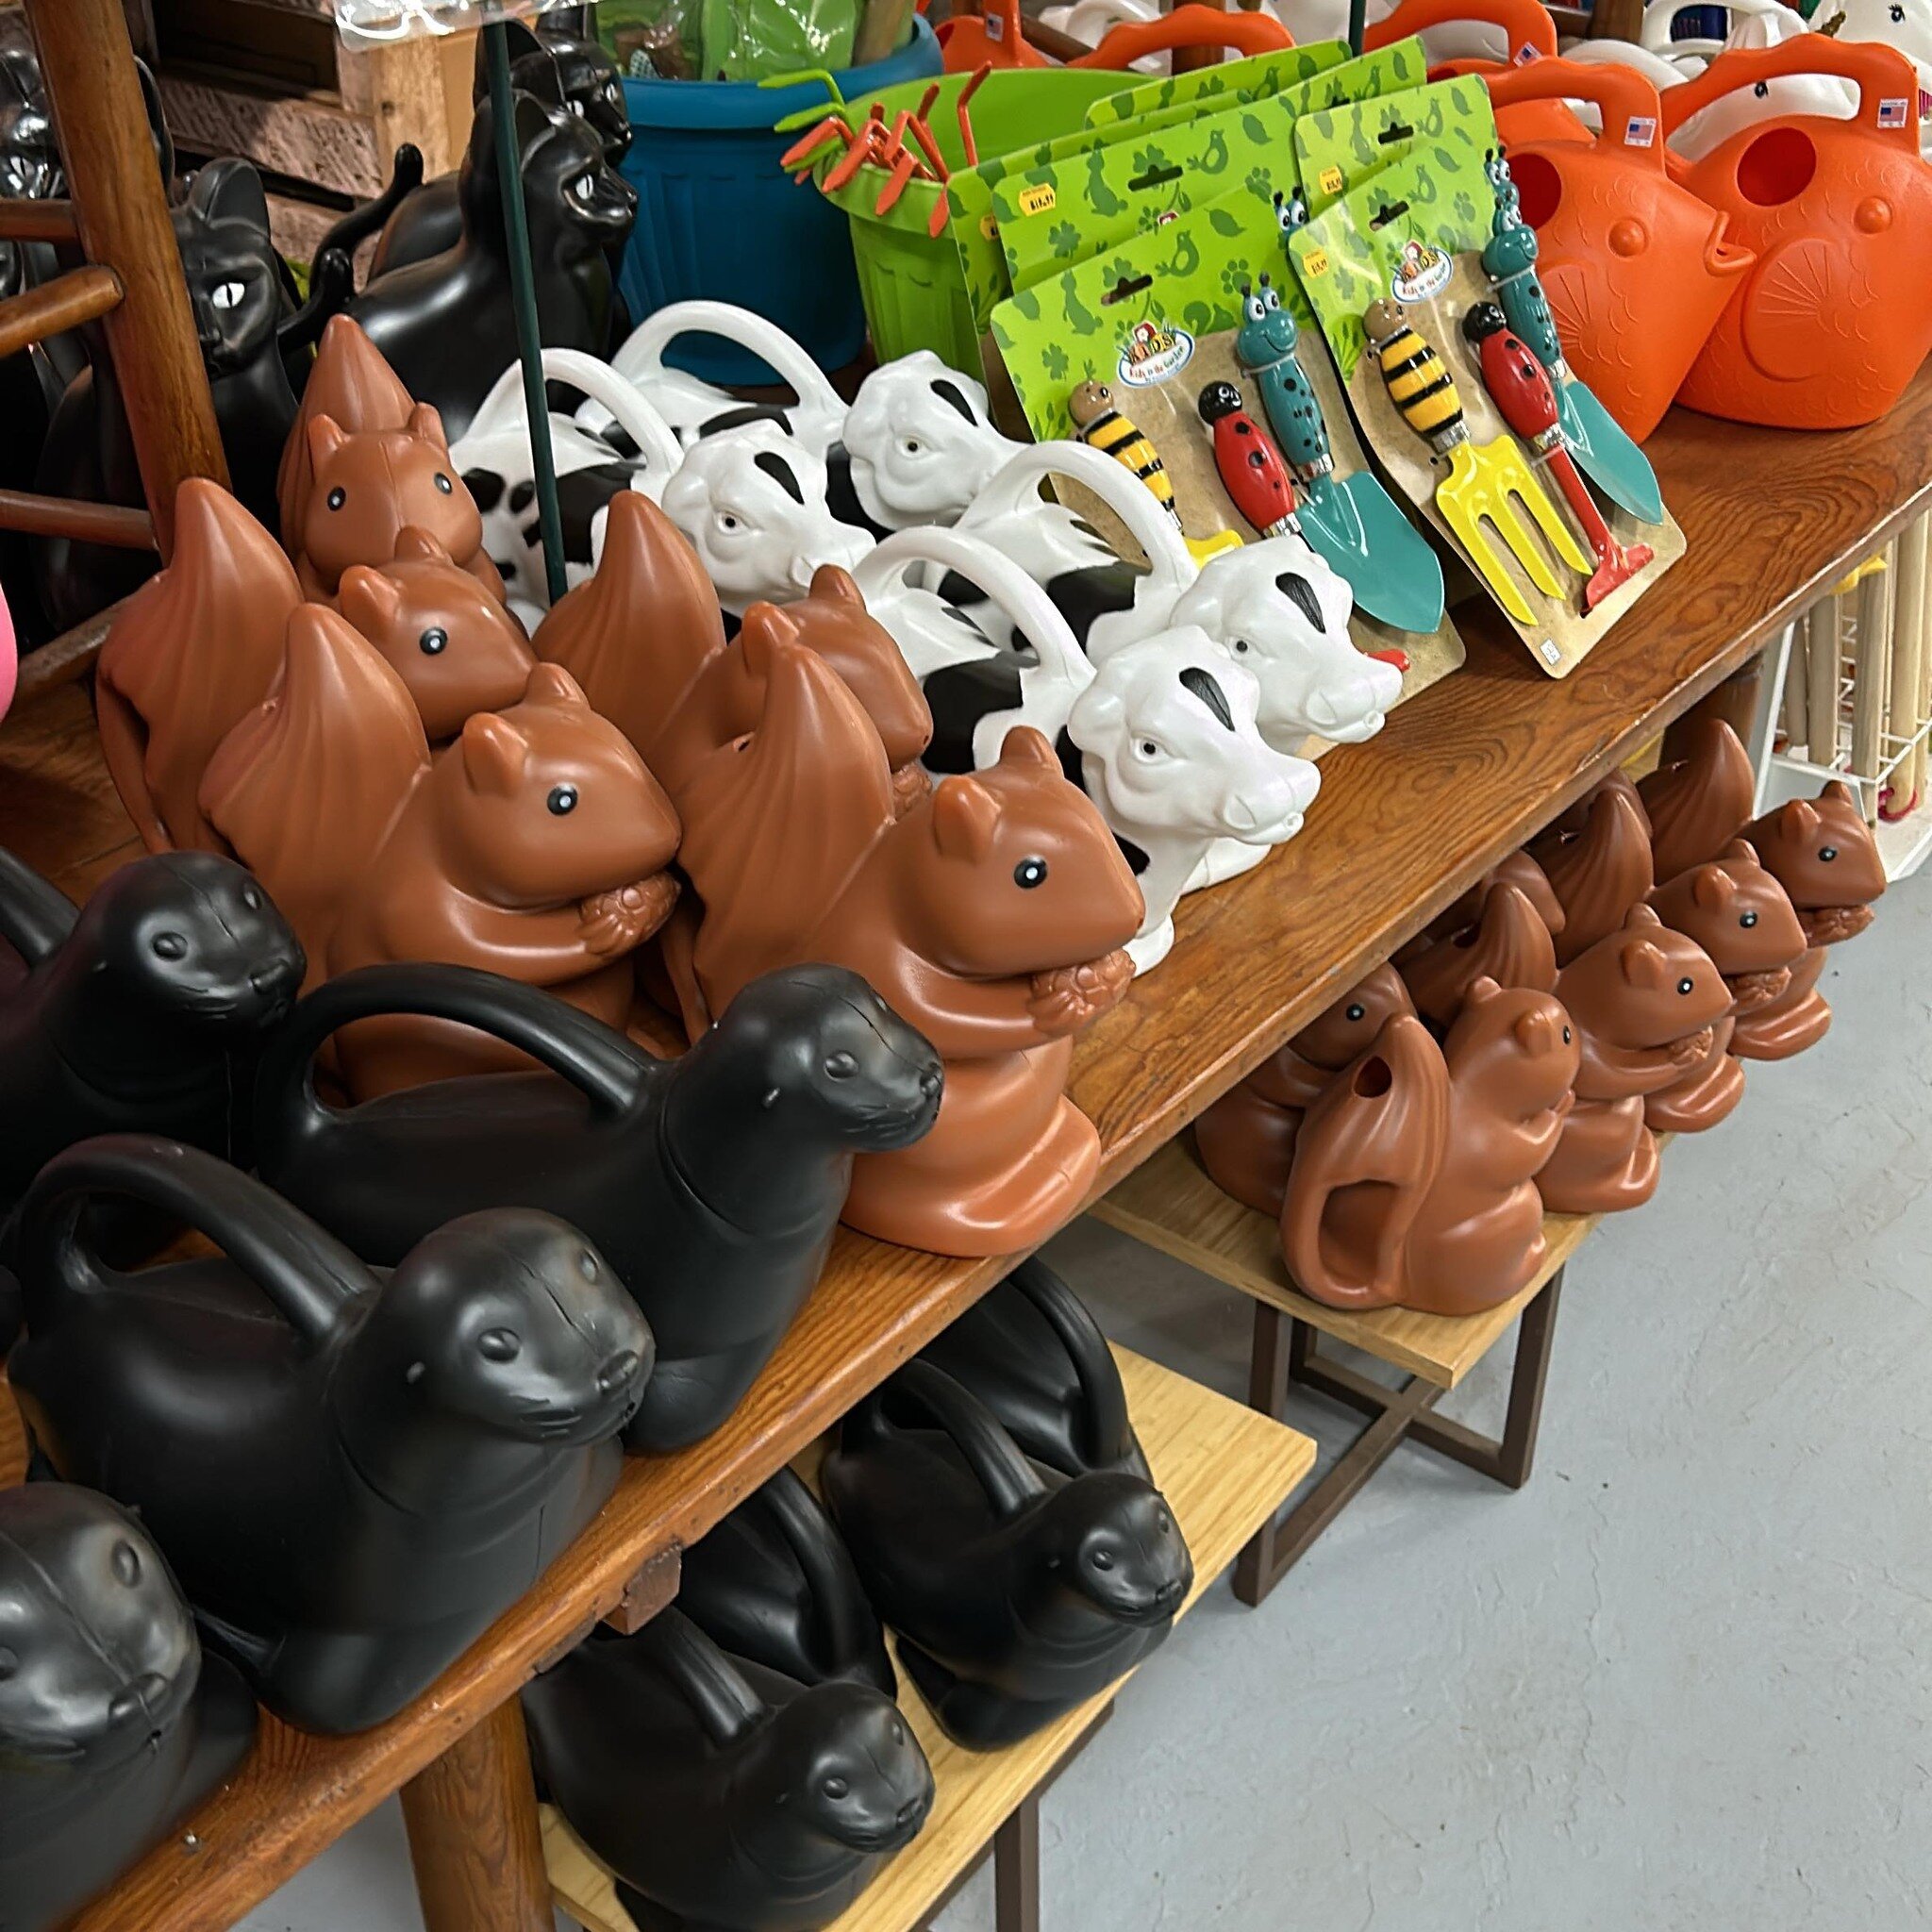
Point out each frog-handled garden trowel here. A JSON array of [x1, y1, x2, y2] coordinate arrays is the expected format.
[[1481, 162, 1664, 528], [1234, 277, 1445, 636], [1364, 297, 1591, 626]]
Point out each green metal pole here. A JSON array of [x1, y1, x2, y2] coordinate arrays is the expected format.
[[485, 18, 568, 607], [1348, 0, 1366, 55]]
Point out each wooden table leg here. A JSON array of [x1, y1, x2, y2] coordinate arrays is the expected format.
[[400, 1700, 555, 1932], [993, 1794, 1041, 1932]]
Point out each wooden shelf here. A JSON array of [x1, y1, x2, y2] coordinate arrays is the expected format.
[[541, 1346, 1317, 1932], [1093, 1141, 1595, 1390], [6, 372, 1932, 1930]]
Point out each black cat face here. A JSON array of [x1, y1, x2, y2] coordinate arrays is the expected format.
[[778, 1686, 934, 1856], [175, 158, 285, 376], [391, 1211, 651, 1446], [0, 1488, 197, 1768], [1050, 1476, 1192, 1626], [0, 47, 58, 202], [81, 852, 305, 1033], [732, 968, 943, 1152], [490, 91, 636, 253]]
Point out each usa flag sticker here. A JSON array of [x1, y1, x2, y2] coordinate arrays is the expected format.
[[1624, 115, 1657, 147], [1879, 95, 1911, 128]]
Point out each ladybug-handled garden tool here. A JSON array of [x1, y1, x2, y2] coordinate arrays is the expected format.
[[1462, 304, 1654, 613], [1364, 297, 1590, 626], [1480, 163, 1665, 527], [1236, 278, 1445, 635]]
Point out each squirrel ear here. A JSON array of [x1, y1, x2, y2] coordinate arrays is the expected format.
[[1624, 902, 1663, 931], [931, 775, 1003, 861], [307, 413, 348, 469], [1512, 1003, 1557, 1053], [737, 603, 800, 680], [1619, 938, 1671, 990], [393, 525, 454, 564], [1779, 799, 1821, 838], [523, 661, 587, 708], [406, 402, 450, 454], [1821, 779, 1856, 808], [1690, 864, 1736, 910], [1466, 974, 1502, 1005], [460, 712, 528, 795], [338, 566, 404, 631], [1721, 837, 1757, 863], [808, 563, 866, 608], [998, 725, 1060, 774]]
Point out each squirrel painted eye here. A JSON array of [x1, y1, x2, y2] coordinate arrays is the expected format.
[[1676, 977, 1694, 995], [326, 487, 346, 510], [1014, 858, 1048, 889], [824, 1051, 858, 1079], [419, 627, 448, 656], [152, 931, 188, 959], [242, 886, 262, 911], [112, 1542, 142, 1587], [477, 1329, 522, 1362], [434, 473, 454, 494], [1819, 845, 1838, 861], [547, 785, 578, 815], [1345, 1002, 1366, 1022], [823, 1776, 849, 1799], [1740, 910, 1757, 927], [1091, 1549, 1114, 1570], [1561, 1026, 1572, 1045]]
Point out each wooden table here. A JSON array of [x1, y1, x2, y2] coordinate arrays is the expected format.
[[7, 371, 1932, 1932]]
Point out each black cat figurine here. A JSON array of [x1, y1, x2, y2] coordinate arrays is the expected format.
[[525, 1608, 934, 1932], [252, 961, 943, 1452], [8, 1135, 652, 1734], [824, 1361, 1192, 1750], [0, 1483, 257, 1932], [675, 1469, 896, 1698], [347, 88, 636, 439], [0, 846, 305, 1233], [917, 1257, 1151, 1482], [321, 23, 629, 284], [33, 159, 353, 627]]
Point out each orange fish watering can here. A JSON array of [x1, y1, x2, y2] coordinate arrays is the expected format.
[[1664, 37, 1932, 430], [1487, 58, 1757, 441]]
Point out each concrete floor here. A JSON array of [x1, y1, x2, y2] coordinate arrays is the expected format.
[[240, 872, 1932, 1932]]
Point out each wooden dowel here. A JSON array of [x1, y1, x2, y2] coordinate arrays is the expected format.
[[399, 1701, 554, 1932], [1807, 581, 1842, 766], [1887, 515, 1928, 815], [0, 263, 121, 360], [1850, 547, 1894, 813], [1783, 612, 1810, 754], [0, 487, 154, 550], [28, 0, 228, 554], [0, 198, 80, 244]]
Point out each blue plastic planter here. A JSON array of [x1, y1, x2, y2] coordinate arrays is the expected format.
[[617, 18, 942, 385]]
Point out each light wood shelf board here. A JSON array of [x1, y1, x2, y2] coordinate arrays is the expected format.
[[545, 1347, 1315, 1932], [1092, 1140, 1597, 1390]]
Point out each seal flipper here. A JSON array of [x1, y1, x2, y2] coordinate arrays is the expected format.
[[0, 847, 78, 967]]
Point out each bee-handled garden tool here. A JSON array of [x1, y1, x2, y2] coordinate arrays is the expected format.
[[1462, 303, 1654, 613], [1480, 167, 1665, 528], [1234, 278, 1445, 636], [1363, 298, 1591, 626]]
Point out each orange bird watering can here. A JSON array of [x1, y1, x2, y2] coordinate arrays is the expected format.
[[1487, 58, 1757, 441], [1364, 0, 1584, 142], [1663, 37, 1932, 430]]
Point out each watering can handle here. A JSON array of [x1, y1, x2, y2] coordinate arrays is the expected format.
[[1067, 3, 1292, 68], [1486, 55, 1668, 170], [1364, 0, 1557, 68], [1658, 34, 1923, 149]]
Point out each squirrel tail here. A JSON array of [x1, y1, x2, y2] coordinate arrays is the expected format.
[[201, 603, 429, 980]]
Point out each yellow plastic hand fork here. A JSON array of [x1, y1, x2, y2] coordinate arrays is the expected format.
[[1436, 437, 1591, 625]]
